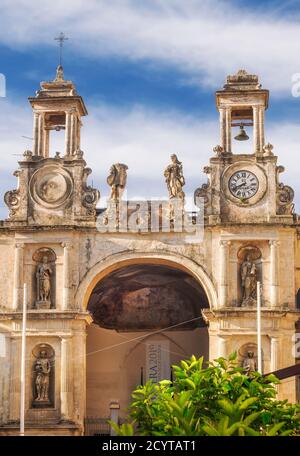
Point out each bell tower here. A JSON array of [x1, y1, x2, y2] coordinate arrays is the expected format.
[[195, 70, 294, 224], [4, 66, 99, 225], [215, 69, 269, 155], [29, 65, 87, 158]]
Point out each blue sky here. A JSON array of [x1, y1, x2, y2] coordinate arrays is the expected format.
[[0, 0, 300, 217]]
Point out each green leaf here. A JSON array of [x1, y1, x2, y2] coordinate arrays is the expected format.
[[266, 422, 285, 436], [159, 380, 172, 386], [265, 374, 280, 384], [228, 352, 237, 361], [184, 378, 196, 390], [181, 360, 189, 370], [244, 426, 260, 436], [202, 423, 219, 436], [239, 397, 258, 410], [243, 411, 261, 426], [217, 399, 234, 416], [109, 421, 134, 436], [238, 427, 245, 436]]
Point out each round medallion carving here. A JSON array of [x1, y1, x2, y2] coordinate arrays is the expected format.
[[30, 166, 73, 208]]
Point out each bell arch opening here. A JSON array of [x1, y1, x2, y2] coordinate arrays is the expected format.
[[85, 263, 209, 424]]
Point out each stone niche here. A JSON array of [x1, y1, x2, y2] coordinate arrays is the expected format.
[[31, 343, 55, 409], [87, 264, 209, 331], [238, 342, 264, 374], [237, 244, 262, 307], [32, 248, 56, 309]]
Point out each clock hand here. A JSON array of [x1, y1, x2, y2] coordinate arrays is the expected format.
[[233, 182, 247, 189]]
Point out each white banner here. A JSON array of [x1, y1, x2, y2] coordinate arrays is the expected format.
[[146, 340, 170, 383]]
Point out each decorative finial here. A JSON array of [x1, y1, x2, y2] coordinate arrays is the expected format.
[[23, 150, 33, 161], [54, 64, 64, 82], [224, 69, 261, 90], [263, 142, 274, 157], [213, 145, 224, 156]]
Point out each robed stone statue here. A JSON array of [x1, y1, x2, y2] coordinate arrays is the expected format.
[[240, 254, 257, 305], [242, 351, 257, 374], [34, 350, 51, 404], [36, 255, 52, 307], [164, 154, 185, 200]]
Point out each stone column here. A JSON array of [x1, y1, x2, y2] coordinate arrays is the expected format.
[[9, 337, 20, 421], [62, 242, 72, 310], [70, 112, 76, 155], [253, 106, 260, 154], [60, 336, 72, 421], [65, 111, 72, 156], [218, 336, 227, 358], [32, 112, 39, 156], [72, 329, 86, 430], [43, 129, 50, 158], [225, 108, 232, 153], [269, 240, 279, 308], [0, 334, 10, 424], [258, 106, 265, 153], [270, 336, 279, 372], [76, 117, 82, 150], [219, 107, 226, 151], [219, 240, 230, 308], [12, 243, 24, 310], [37, 113, 44, 156]]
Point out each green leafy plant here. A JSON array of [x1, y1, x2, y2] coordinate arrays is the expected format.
[[113, 353, 300, 436]]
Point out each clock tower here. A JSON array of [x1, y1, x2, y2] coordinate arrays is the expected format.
[[195, 69, 295, 224]]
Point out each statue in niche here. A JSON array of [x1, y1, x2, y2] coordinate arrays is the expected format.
[[240, 253, 258, 306], [36, 255, 52, 308], [242, 351, 257, 374], [107, 163, 128, 201], [34, 350, 51, 404], [164, 154, 185, 200]]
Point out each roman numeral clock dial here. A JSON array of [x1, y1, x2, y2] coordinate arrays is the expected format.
[[228, 170, 259, 200]]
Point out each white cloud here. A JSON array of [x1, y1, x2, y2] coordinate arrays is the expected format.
[[0, 0, 299, 95], [0, 98, 299, 219]]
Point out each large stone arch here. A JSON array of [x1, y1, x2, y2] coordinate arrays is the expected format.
[[83, 250, 214, 421], [75, 250, 218, 312]]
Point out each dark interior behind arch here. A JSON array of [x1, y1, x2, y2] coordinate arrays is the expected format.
[[87, 264, 209, 331]]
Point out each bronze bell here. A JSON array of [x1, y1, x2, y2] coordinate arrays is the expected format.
[[234, 124, 249, 141]]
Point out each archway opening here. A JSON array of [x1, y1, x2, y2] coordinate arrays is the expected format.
[[85, 263, 209, 425]]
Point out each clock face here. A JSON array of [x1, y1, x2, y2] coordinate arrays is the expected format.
[[228, 170, 259, 200]]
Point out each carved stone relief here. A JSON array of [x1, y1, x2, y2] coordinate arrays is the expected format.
[[29, 165, 73, 209], [4, 171, 21, 218], [276, 165, 295, 215], [82, 166, 100, 216], [194, 166, 212, 212]]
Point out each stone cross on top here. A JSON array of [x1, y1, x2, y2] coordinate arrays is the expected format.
[[54, 32, 68, 66]]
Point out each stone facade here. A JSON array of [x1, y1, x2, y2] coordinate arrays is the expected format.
[[0, 68, 299, 435]]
